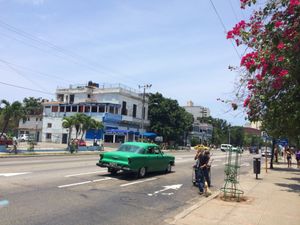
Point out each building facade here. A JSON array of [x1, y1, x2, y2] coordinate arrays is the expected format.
[[183, 101, 212, 145], [20, 82, 150, 144], [183, 100, 210, 120], [18, 115, 43, 142]]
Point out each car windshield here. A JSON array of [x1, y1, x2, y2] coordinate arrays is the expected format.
[[117, 144, 144, 153]]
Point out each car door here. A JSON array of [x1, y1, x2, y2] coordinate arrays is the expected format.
[[153, 146, 166, 171], [145, 147, 158, 172]]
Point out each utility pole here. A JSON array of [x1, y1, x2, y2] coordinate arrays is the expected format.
[[138, 84, 152, 141], [228, 126, 231, 144]]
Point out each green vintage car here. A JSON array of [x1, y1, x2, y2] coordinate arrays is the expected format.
[[96, 142, 175, 178]]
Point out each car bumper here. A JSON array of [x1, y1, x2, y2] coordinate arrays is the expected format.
[[96, 162, 131, 171]]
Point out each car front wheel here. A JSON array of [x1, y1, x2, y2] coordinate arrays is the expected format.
[[166, 163, 172, 173], [138, 167, 147, 178]]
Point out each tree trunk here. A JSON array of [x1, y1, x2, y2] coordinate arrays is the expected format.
[[270, 138, 275, 169]]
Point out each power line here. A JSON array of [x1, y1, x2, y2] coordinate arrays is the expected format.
[[208, 0, 241, 59], [0, 58, 72, 84], [0, 18, 147, 85], [0, 59, 50, 93], [0, 81, 54, 95]]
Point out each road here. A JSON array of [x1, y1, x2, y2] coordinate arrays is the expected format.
[[0, 150, 254, 225]]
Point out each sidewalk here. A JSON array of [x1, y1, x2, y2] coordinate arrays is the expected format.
[[169, 161, 300, 225]]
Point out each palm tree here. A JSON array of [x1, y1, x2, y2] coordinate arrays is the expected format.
[[62, 116, 74, 148], [80, 116, 104, 140], [0, 100, 25, 138]]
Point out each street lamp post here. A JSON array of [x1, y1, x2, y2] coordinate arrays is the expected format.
[[138, 84, 152, 141]]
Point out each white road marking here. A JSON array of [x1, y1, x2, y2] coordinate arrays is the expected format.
[[148, 184, 183, 196], [58, 177, 115, 188], [58, 181, 92, 188], [120, 178, 157, 187], [92, 177, 115, 182], [0, 172, 31, 177], [65, 171, 106, 177]]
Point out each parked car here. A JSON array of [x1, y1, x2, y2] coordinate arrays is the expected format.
[[220, 144, 232, 152], [96, 142, 175, 178], [18, 134, 29, 142], [78, 140, 86, 146], [261, 148, 272, 157]]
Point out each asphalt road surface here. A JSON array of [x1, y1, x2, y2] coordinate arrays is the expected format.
[[0, 150, 255, 225]]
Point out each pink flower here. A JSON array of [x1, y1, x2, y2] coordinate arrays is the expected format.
[[278, 56, 284, 62], [275, 21, 283, 28], [255, 74, 263, 81], [277, 42, 285, 50], [290, 0, 300, 7], [243, 96, 251, 107], [279, 70, 289, 77]]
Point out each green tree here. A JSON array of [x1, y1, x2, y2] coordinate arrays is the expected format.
[[23, 97, 43, 115], [148, 93, 193, 144], [0, 100, 25, 138], [227, 0, 300, 167], [62, 116, 74, 148]]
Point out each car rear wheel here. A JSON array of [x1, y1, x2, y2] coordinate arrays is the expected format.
[[166, 163, 172, 173], [138, 167, 147, 178], [108, 168, 118, 175]]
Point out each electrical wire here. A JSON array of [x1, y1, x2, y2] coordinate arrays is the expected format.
[[0, 81, 54, 95], [208, 0, 241, 59], [0, 19, 147, 85]]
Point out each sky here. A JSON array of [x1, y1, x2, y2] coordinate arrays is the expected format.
[[0, 0, 257, 126]]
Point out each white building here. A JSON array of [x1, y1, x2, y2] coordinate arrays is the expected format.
[[183, 101, 212, 145], [18, 115, 43, 142], [183, 100, 210, 120], [21, 82, 149, 144]]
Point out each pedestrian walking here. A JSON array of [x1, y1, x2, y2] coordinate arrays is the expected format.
[[195, 149, 211, 195], [295, 149, 300, 168], [286, 147, 292, 168]]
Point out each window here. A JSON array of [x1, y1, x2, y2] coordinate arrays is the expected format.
[[85, 106, 90, 112], [121, 101, 127, 115], [79, 105, 84, 112], [27, 117, 30, 121], [47, 123, 52, 128], [52, 106, 58, 112], [59, 106, 65, 112], [36, 118, 38, 121], [92, 106, 97, 112], [45, 106, 51, 109], [87, 94, 91, 98], [66, 106, 71, 112], [98, 105, 105, 113], [109, 106, 114, 114], [46, 133, 52, 139], [69, 94, 74, 104], [72, 106, 77, 112], [133, 104, 137, 118]]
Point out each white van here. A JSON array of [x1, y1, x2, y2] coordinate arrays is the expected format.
[[220, 144, 232, 152]]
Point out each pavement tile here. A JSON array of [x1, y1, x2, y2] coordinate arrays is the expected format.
[[170, 161, 300, 225]]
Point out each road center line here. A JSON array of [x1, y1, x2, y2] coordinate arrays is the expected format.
[[58, 181, 92, 188], [65, 171, 106, 177], [120, 177, 157, 187]]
